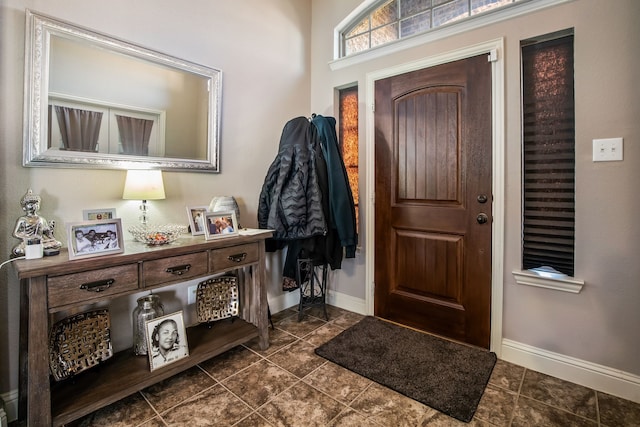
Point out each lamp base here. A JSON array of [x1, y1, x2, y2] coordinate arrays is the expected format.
[[139, 200, 150, 225]]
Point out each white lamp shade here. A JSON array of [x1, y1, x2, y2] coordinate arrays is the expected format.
[[122, 170, 166, 200]]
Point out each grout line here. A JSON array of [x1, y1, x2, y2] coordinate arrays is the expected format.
[[594, 390, 601, 427], [506, 367, 527, 426], [136, 391, 166, 427]]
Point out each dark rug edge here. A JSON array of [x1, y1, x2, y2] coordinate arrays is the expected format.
[[314, 316, 497, 423]]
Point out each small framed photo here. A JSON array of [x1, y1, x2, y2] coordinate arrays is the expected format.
[[204, 210, 239, 240], [186, 206, 209, 236], [66, 219, 124, 260], [82, 208, 117, 221], [146, 311, 189, 372]]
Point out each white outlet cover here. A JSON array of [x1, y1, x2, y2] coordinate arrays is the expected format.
[[187, 285, 198, 304], [593, 137, 623, 162]]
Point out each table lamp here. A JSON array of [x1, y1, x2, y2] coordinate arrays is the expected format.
[[122, 170, 166, 225]]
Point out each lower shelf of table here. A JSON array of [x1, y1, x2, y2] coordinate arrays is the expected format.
[[50, 318, 259, 426]]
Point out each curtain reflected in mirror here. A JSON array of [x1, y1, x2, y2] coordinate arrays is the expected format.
[[116, 115, 153, 156], [24, 10, 222, 171], [54, 106, 102, 152]]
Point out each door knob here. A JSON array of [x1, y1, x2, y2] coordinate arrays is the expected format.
[[477, 194, 488, 204], [476, 213, 489, 224]]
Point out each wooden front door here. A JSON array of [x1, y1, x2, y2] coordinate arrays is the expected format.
[[374, 54, 492, 348]]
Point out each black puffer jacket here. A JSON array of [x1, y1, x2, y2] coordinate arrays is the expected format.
[[258, 117, 327, 240]]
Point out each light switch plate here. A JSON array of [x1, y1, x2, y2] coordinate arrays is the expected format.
[[593, 138, 623, 162]]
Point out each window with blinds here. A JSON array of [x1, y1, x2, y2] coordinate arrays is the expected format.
[[521, 31, 575, 276]]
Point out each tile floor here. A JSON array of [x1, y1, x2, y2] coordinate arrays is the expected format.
[[64, 305, 640, 427]]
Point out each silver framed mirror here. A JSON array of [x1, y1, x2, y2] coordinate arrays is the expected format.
[[23, 10, 222, 172]]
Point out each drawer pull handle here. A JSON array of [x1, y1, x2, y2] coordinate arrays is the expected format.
[[228, 253, 247, 263], [166, 264, 191, 275], [80, 279, 114, 292]]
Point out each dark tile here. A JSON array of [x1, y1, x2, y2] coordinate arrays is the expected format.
[[139, 418, 167, 427], [520, 369, 597, 420], [331, 311, 365, 329], [267, 339, 325, 378], [598, 391, 640, 426], [141, 367, 216, 413], [159, 384, 251, 426], [474, 383, 517, 426], [232, 412, 275, 427], [489, 359, 525, 393], [258, 381, 345, 427], [420, 411, 492, 426], [66, 392, 157, 426], [274, 315, 326, 338], [349, 382, 436, 426], [270, 307, 297, 324], [303, 361, 372, 404], [243, 326, 298, 356], [511, 396, 597, 426], [221, 359, 298, 409], [328, 408, 383, 427], [302, 304, 348, 321], [199, 345, 262, 381], [303, 321, 346, 346]]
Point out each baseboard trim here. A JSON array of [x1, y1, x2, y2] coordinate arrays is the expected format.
[[326, 290, 367, 314], [1, 390, 17, 423], [502, 338, 640, 404], [268, 290, 367, 317], [267, 290, 300, 315]]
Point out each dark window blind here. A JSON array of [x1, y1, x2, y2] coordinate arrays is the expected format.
[[521, 35, 575, 276]]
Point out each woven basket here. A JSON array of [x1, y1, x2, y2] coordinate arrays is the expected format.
[[48, 309, 113, 381], [196, 275, 239, 323]]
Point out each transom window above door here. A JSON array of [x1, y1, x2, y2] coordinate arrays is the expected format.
[[340, 0, 541, 58]]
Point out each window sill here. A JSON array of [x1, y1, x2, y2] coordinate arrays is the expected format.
[[512, 270, 585, 293]]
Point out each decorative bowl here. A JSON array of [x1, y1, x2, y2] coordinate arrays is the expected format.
[[129, 224, 185, 245]]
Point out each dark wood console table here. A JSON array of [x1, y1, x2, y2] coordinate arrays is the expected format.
[[11, 231, 272, 426]]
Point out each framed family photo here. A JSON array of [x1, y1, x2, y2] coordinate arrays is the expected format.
[[66, 218, 124, 260], [203, 211, 239, 240], [146, 311, 189, 372], [186, 206, 209, 236], [82, 208, 117, 221]]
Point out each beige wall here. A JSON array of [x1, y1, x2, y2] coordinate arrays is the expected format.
[[0, 0, 313, 393], [1, 0, 638, 405], [311, 0, 640, 380]]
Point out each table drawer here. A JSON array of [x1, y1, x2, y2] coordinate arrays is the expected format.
[[143, 251, 209, 287], [48, 264, 139, 308], [210, 243, 259, 272]]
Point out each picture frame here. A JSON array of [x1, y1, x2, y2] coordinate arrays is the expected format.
[[82, 208, 117, 221], [146, 311, 189, 372], [203, 210, 239, 240], [66, 218, 124, 260], [186, 206, 209, 236]]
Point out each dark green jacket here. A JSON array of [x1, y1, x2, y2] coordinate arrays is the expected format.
[[312, 115, 358, 258]]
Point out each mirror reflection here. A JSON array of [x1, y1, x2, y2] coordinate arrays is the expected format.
[[24, 10, 221, 171]]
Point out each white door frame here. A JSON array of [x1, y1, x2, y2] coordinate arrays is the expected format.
[[364, 38, 505, 355]]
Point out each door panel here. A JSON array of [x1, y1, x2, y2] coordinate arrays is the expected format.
[[396, 90, 461, 203], [374, 54, 492, 348]]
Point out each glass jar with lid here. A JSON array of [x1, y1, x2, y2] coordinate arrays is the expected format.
[[132, 294, 164, 355]]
